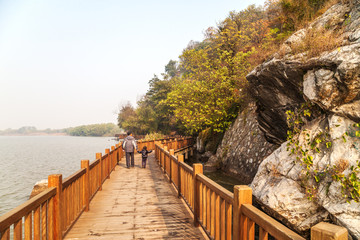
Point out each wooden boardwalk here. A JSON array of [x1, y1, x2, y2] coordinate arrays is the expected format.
[[64, 153, 206, 240]]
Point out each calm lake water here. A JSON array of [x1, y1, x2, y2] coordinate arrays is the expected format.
[[0, 136, 119, 216]]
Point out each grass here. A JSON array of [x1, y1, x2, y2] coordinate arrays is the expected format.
[[290, 27, 342, 59]]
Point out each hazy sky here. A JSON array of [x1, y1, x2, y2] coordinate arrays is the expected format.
[[0, 0, 265, 130]]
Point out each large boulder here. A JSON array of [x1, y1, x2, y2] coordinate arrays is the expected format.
[[246, 0, 360, 145], [251, 115, 360, 238], [29, 179, 48, 199], [248, 0, 360, 238]]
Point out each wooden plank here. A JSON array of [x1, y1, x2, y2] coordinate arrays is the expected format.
[[13, 219, 22, 240], [215, 195, 220, 240], [233, 185, 252, 240], [0, 227, 10, 240], [220, 199, 225, 240], [62, 169, 86, 189], [226, 202, 232, 240], [89, 159, 100, 170], [25, 212, 32, 240], [206, 187, 210, 230], [259, 227, 268, 240], [34, 206, 40, 240], [203, 185, 207, 228], [311, 222, 348, 240], [248, 218, 255, 240], [193, 164, 203, 227], [64, 153, 205, 240], [242, 204, 305, 240], [48, 197, 54, 240], [41, 202, 47, 240], [179, 161, 193, 174], [199, 182, 203, 224], [210, 191, 215, 237]]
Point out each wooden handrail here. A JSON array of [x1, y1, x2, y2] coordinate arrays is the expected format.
[[0, 187, 56, 231], [62, 168, 86, 188], [174, 146, 192, 153], [196, 173, 234, 204], [0, 142, 124, 240], [242, 204, 305, 240], [179, 161, 193, 173], [89, 158, 100, 170], [152, 141, 348, 240], [101, 153, 108, 160]]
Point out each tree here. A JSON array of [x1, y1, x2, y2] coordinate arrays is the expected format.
[[117, 102, 138, 132], [164, 60, 179, 78]]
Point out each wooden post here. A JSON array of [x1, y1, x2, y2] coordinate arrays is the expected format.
[[48, 174, 63, 240], [169, 149, 175, 183], [164, 146, 168, 174], [96, 153, 102, 191], [81, 160, 90, 212], [178, 155, 184, 198], [311, 222, 348, 240], [115, 144, 119, 165], [111, 146, 115, 171], [193, 163, 203, 227], [233, 185, 252, 240], [105, 149, 110, 179], [159, 144, 163, 166]]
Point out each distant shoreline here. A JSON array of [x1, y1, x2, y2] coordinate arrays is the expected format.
[[0, 133, 69, 136]]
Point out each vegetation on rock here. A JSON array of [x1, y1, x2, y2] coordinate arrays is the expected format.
[[118, 0, 336, 136]]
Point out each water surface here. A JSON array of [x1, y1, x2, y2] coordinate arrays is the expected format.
[[0, 136, 118, 216]]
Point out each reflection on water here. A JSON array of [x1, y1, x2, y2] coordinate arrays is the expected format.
[[0, 136, 118, 216], [203, 171, 245, 192], [185, 153, 247, 193]]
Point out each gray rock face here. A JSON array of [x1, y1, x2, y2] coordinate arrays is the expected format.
[[251, 115, 360, 238], [248, 0, 360, 238], [247, 0, 360, 144], [209, 103, 278, 183]]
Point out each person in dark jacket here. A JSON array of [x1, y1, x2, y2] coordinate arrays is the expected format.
[[137, 146, 152, 168], [122, 131, 137, 168]]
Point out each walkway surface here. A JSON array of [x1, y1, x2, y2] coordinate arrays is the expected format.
[[64, 153, 206, 240]]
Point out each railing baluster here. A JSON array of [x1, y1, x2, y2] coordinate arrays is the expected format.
[[34, 206, 40, 240], [206, 187, 210, 229], [41, 202, 47, 240], [203, 185, 207, 228], [215, 195, 220, 240], [0, 227, 10, 240], [248, 219, 255, 240], [226, 202, 232, 240], [13, 219, 22, 240], [221, 198, 226, 240], [211, 190, 215, 237], [25, 212, 32, 240], [259, 227, 268, 240]]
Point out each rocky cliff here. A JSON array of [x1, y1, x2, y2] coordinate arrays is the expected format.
[[204, 103, 278, 183], [247, 0, 360, 238]]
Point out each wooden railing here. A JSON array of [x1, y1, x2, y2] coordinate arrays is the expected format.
[[152, 143, 348, 240], [1, 138, 348, 240], [0, 143, 124, 240], [137, 137, 193, 152]]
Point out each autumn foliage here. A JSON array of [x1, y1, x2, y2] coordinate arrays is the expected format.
[[118, 0, 335, 135]]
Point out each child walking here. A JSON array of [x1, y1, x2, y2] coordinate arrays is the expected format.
[[137, 146, 152, 168]]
